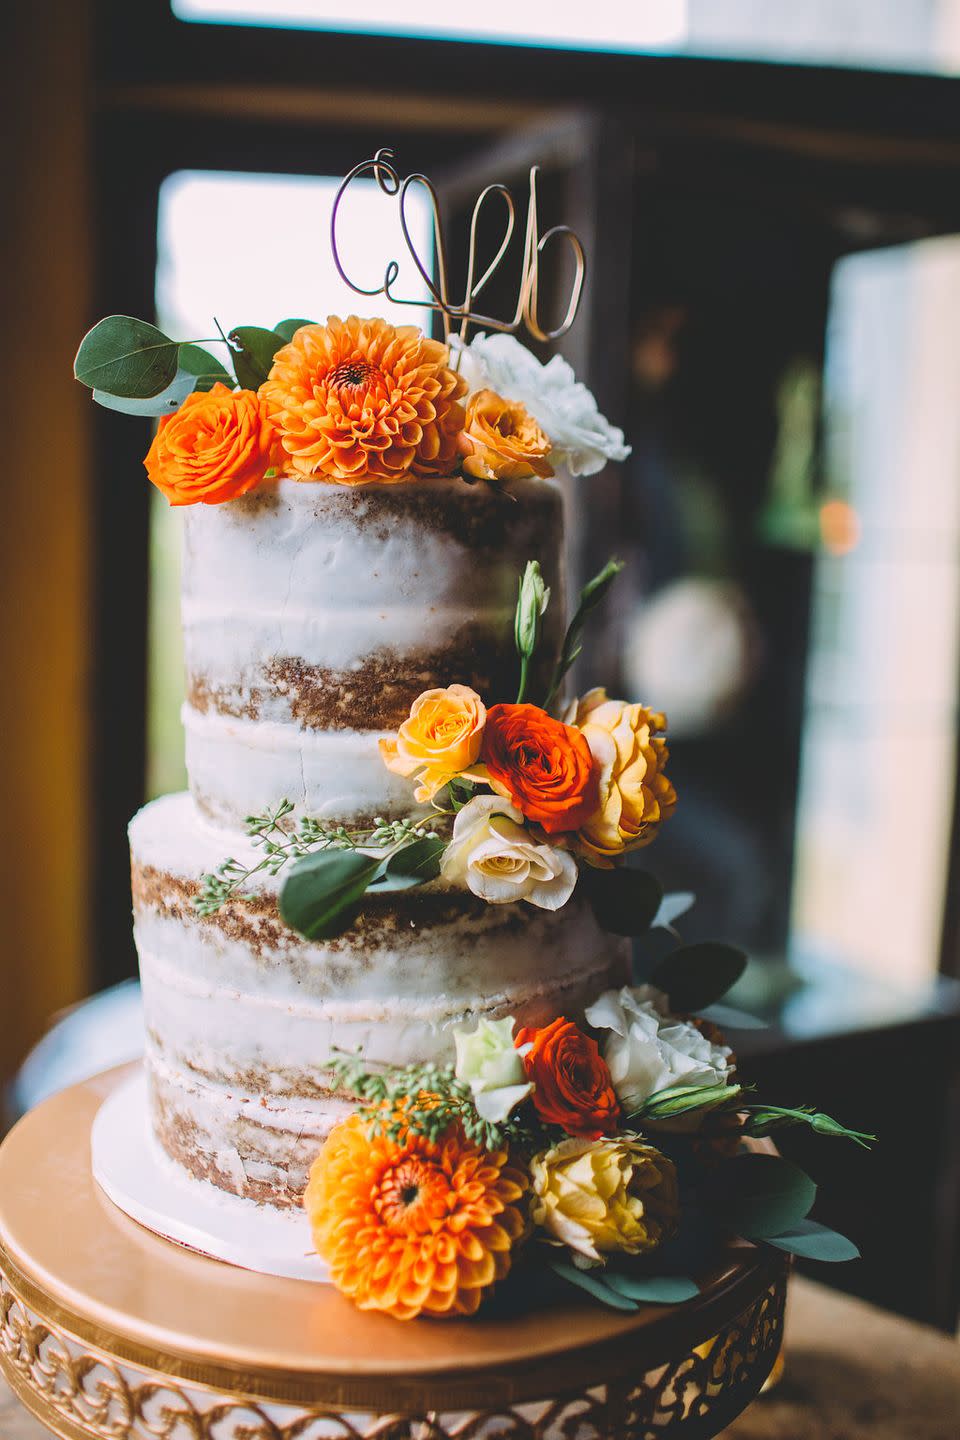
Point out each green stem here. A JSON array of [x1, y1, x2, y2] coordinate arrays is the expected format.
[[516, 654, 530, 704]]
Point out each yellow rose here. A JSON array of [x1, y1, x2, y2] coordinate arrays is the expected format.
[[379, 684, 487, 802], [530, 1135, 678, 1266], [563, 688, 676, 864], [458, 389, 554, 481]]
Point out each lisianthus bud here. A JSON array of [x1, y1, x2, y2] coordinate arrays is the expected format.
[[515, 560, 551, 661]]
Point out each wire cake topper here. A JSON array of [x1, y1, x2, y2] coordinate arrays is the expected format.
[[330, 148, 586, 346]]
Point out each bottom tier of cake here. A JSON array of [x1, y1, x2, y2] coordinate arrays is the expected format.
[[129, 793, 632, 1208]]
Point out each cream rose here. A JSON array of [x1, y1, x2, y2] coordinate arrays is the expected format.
[[585, 985, 734, 1111], [530, 1135, 678, 1266], [440, 795, 577, 909]]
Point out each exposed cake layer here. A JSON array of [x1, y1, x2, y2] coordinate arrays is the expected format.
[[182, 475, 565, 827], [131, 793, 631, 1207]]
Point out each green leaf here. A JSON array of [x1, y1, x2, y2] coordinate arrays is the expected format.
[[582, 867, 663, 937], [603, 1272, 699, 1303], [549, 1259, 637, 1311], [178, 343, 232, 389], [92, 369, 196, 416], [543, 557, 624, 709], [274, 317, 315, 341], [706, 1154, 817, 1240], [651, 891, 695, 933], [700, 1002, 768, 1031], [630, 1081, 741, 1121], [228, 325, 287, 389], [651, 941, 747, 1014], [279, 850, 383, 940], [763, 1218, 860, 1263], [74, 315, 179, 398], [741, 1105, 875, 1149], [373, 837, 446, 891]]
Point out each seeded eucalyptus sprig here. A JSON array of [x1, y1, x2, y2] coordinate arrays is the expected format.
[[194, 800, 441, 917], [328, 1050, 543, 1152]]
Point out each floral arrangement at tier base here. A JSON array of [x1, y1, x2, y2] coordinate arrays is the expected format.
[[305, 966, 871, 1321]]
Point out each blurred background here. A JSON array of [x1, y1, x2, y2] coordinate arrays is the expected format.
[[3, 0, 960, 1330]]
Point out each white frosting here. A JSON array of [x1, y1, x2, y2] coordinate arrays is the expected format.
[[181, 476, 565, 827], [183, 708, 417, 826], [130, 792, 631, 1203]]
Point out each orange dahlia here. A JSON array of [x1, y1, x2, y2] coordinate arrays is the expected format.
[[259, 315, 467, 485], [304, 1113, 527, 1320]]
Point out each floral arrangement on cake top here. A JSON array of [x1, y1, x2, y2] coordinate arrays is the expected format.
[[73, 150, 628, 498]]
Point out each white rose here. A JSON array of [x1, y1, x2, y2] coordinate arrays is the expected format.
[[452, 333, 631, 477], [453, 1016, 532, 1123], [440, 794, 577, 910], [584, 985, 733, 1109]]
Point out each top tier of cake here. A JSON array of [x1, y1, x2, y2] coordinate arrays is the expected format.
[[182, 476, 565, 829]]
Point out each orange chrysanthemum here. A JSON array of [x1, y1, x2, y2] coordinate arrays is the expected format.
[[259, 315, 467, 485], [305, 1113, 528, 1320]]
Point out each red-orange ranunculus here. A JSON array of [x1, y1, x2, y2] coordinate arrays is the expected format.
[[144, 383, 276, 506], [516, 1017, 621, 1139], [481, 703, 597, 835]]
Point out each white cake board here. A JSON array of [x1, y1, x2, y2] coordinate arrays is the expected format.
[[91, 1069, 330, 1283]]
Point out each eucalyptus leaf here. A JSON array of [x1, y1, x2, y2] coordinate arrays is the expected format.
[[274, 317, 316, 341], [583, 867, 662, 937], [603, 1272, 699, 1303], [763, 1218, 860, 1263], [651, 942, 747, 1014], [549, 1259, 637, 1311], [229, 326, 287, 388], [92, 369, 196, 417], [279, 850, 383, 940], [706, 1154, 817, 1240], [373, 836, 446, 891], [75, 315, 179, 398], [700, 1002, 767, 1031], [178, 343, 231, 389], [651, 891, 695, 934]]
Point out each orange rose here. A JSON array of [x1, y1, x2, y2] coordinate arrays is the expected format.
[[144, 383, 276, 507], [481, 703, 597, 835], [458, 389, 554, 482], [259, 315, 467, 484], [516, 1017, 621, 1139], [379, 684, 487, 802]]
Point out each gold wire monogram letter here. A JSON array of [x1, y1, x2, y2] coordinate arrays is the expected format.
[[330, 148, 586, 345]]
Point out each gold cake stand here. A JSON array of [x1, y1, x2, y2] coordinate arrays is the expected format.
[[0, 1067, 788, 1440]]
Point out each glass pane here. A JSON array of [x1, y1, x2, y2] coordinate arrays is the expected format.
[[173, 0, 960, 74], [790, 236, 960, 983], [147, 170, 433, 800]]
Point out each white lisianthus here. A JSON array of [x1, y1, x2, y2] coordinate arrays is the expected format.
[[584, 985, 734, 1110], [453, 1016, 532, 1123], [440, 795, 578, 910], [452, 333, 631, 477]]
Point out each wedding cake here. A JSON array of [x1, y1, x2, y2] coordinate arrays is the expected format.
[[129, 476, 631, 1208], [74, 150, 863, 1324]]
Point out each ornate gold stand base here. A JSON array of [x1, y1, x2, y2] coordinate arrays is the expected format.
[[0, 1068, 787, 1440]]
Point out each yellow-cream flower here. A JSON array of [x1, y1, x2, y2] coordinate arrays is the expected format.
[[529, 1135, 678, 1266], [380, 684, 487, 802], [458, 389, 554, 481], [563, 688, 676, 863]]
